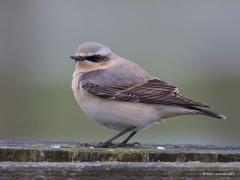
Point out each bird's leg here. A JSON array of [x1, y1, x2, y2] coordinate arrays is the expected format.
[[100, 126, 136, 147], [119, 131, 137, 147]]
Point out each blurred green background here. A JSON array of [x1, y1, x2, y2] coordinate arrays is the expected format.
[[0, 0, 239, 145]]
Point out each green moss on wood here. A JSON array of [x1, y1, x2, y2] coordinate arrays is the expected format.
[[0, 141, 240, 162]]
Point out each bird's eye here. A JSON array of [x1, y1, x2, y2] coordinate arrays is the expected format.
[[85, 55, 106, 62]]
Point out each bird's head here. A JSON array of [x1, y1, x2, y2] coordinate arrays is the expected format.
[[71, 42, 115, 62], [70, 42, 116, 73]]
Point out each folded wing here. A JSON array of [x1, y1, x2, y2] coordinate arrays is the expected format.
[[81, 79, 209, 108]]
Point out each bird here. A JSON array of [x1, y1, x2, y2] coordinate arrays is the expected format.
[[70, 42, 226, 147]]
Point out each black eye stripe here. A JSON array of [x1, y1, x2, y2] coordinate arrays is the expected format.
[[85, 55, 108, 62]]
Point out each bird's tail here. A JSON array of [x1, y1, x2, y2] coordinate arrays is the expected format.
[[186, 106, 226, 119]]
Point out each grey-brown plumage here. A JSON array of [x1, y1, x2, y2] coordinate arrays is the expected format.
[[81, 79, 204, 106], [81, 78, 224, 119], [71, 42, 226, 147]]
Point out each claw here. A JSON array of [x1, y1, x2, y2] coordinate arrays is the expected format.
[[132, 142, 141, 146], [118, 142, 141, 147], [79, 143, 93, 147], [96, 142, 114, 148]]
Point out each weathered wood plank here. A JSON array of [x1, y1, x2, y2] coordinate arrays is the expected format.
[[1, 141, 240, 179], [0, 162, 240, 180], [0, 141, 240, 162]]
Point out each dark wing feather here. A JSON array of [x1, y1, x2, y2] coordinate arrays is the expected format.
[[81, 79, 209, 107]]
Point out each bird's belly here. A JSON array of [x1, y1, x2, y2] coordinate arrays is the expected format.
[[73, 88, 161, 131]]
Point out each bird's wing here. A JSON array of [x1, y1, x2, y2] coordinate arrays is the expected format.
[[80, 79, 209, 107]]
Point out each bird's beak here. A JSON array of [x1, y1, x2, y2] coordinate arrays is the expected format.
[[70, 55, 84, 61]]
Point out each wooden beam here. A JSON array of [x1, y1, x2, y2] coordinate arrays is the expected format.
[[0, 141, 240, 179]]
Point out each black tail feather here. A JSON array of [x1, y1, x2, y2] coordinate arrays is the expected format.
[[185, 106, 226, 119]]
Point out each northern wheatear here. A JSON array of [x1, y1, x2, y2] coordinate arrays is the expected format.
[[70, 42, 225, 147]]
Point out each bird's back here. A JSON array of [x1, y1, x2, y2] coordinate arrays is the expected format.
[[80, 57, 152, 86]]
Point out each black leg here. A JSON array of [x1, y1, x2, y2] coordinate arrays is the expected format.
[[101, 126, 135, 147], [119, 131, 137, 146]]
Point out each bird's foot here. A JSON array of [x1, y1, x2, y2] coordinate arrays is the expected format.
[[79, 143, 95, 147], [96, 142, 115, 148], [94, 142, 141, 148], [118, 142, 141, 147]]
